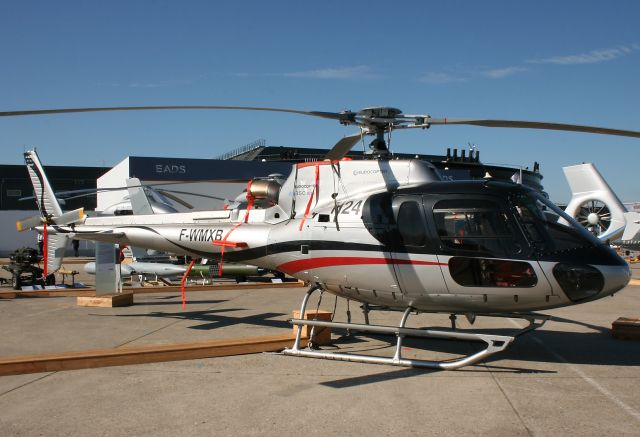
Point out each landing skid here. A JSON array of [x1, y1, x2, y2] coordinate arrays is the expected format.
[[282, 284, 549, 370]]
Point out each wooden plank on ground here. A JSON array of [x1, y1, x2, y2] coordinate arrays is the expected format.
[[128, 280, 305, 294], [0, 280, 305, 299], [0, 334, 307, 376], [0, 290, 95, 298]]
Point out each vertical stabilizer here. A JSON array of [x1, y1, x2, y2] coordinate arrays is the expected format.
[[126, 178, 155, 215], [563, 163, 627, 241], [24, 150, 63, 219], [23, 150, 78, 274]]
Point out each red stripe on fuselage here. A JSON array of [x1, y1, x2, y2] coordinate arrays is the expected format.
[[277, 257, 447, 275]]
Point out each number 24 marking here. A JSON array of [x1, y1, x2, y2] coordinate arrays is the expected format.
[[332, 200, 363, 215]]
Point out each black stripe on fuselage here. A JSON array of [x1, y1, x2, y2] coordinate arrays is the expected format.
[[59, 225, 626, 267]]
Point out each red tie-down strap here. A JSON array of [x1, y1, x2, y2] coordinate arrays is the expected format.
[[212, 180, 255, 276], [244, 180, 255, 223], [42, 223, 48, 277], [118, 245, 129, 262], [299, 163, 320, 231], [180, 258, 197, 309]]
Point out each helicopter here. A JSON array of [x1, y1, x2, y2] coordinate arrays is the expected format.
[[5, 105, 640, 370]]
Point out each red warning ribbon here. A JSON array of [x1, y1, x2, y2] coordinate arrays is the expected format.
[[42, 223, 48, 278], [299, 163, 320, 231], [180, 258, 197, 309]]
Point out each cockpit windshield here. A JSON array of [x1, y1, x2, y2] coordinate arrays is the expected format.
[[511, 192, 602, 254]]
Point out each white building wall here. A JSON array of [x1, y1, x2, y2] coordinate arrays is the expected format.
[[97, 156, 249, 212], [1, 211, 40, 255]]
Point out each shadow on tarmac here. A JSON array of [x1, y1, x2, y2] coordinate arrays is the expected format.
[[89, 303, 640, 379], [108, 307, 291, 331], [313, 312, 640, 384], [130, 299, 228, 307], [320, 368, 429, 388]]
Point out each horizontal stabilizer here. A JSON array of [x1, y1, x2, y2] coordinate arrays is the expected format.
[[74, 231, 126, 243], [615, 212, 640, 249]]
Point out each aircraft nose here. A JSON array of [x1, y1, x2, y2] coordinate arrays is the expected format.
[[598, 264, 631, 297], [553, 262, 630, 303]]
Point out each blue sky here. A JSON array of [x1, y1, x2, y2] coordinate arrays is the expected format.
[[1, 1, 639, 202]]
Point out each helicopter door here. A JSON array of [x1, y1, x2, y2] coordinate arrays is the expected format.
[[429, 197, 552, 310], [391, 196, 449, 303]]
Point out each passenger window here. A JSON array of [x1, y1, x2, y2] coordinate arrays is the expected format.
[[433, 199, 519, 257], [397, 201, 427, 247], [449, 257, 537, 287]]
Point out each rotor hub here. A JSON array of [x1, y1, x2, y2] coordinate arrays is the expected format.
[[358, 107, 403, 119], [587, 212, 600, 225]]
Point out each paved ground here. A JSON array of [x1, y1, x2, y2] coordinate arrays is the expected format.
[[0, 266, 639, 435]]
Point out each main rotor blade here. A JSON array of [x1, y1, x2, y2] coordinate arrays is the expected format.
[[5, 105, 638, 139], [20, 182, 234, 203], [0, 105, 348, 121], [154, 190, 195, 209], [426, 118, 640, 138], [324, 133, 363, 161]]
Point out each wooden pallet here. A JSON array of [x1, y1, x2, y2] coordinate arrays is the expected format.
[[0, 334, 307, 376]]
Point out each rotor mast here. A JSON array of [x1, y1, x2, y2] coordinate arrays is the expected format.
[[356, 107, 404, 157]]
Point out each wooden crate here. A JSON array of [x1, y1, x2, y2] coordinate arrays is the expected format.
[[612, 317, 640, 340], [77, 293, 134, 308], [292, 310, 332, 345]]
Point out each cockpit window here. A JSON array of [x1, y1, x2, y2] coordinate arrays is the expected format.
[[433, 199, 522, 257], [362, 192, 395, 245], [511, 192, 601, 254], [397, 201, 427, 246]]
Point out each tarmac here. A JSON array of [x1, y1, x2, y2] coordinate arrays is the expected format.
[[0, 260, 639, 436]]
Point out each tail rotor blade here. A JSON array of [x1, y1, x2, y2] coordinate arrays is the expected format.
[[16, 215, 44, 232]]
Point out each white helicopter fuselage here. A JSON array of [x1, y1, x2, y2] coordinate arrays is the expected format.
[[12, 105, 640, 369], [46, 158, 629, 314]]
